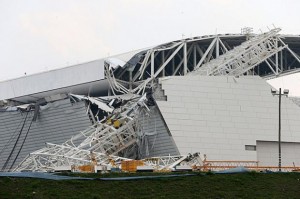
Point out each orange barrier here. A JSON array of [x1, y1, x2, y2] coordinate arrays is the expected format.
[[77, 165, 95, 173], [121, 160, 144, 172], [196, 160, 300, 172]]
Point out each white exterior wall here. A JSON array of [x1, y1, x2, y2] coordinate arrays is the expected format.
[[0, 59, 104, 100], [257, 141, 300, 166], [156, 76, 300, 165]]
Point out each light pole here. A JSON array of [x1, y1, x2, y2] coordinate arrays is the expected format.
[[271, 88, 289, 172]]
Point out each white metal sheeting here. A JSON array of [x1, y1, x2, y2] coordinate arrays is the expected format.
[[0, 59, 105, 102], [70, 94, 113, 113]]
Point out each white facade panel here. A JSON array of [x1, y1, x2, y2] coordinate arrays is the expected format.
[[0, 59, 104, 100], [157, 76, 300, 165], [257, 141, 300, 167]]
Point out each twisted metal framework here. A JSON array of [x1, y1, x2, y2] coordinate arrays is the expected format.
[[143, 152, 202, 171], [14, 95, 150, 172], [191, 28, 286, 76], [105, 28, 300, 95], [15, 143, 130, 172], [15, 93, 204, 172]]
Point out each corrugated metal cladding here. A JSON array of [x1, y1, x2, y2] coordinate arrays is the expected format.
[[0, 99, 92, 171], [138, 106, 179, 158]]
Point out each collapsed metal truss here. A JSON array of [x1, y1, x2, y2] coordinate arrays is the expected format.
[[14, 95, 151, 172], [14, 143, 130, 172], [143, 153, 202, 171], [105, 28, 300, 95], [15, 92, 204, 172], [191, 28, 285, 76]]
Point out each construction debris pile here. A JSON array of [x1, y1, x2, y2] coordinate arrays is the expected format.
[[14, 93, 204, 173]]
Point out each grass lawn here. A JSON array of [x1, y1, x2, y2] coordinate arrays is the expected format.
[[1, 172, 300, 198]]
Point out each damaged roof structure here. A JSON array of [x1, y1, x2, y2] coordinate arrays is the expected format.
[[2, 28, 300, 172]]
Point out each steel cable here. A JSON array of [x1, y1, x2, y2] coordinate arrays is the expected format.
[[8, 115, 34, 171], [1, 111, 29, 171]]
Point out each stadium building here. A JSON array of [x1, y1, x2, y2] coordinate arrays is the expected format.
[[1, 28, 300, 172]]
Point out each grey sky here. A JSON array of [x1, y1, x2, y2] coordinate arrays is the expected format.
[[1, 0, 300, 95]]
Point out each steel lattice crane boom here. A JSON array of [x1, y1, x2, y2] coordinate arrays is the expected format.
[[191, 28, 286, 76]]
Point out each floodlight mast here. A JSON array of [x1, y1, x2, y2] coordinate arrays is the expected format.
[[271, 88, 289, 172]]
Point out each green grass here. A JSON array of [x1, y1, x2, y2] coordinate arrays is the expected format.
[[1, 172, 300, 198]]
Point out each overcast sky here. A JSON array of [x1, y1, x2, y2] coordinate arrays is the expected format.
[[1, 0, 300, 95]]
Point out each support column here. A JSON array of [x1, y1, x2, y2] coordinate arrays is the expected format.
[[183, 42, 187, 75], [276, 39, 279, 75], [151, 51, 154, 78], [216, 36, 219, 58], [171, 58, 175, 76], [162, 51, 165, 77], [193, 45, 197, 69], [278, 88, 282, 172], [280, 50, 283, 72], [129, 71, 133, 92]]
